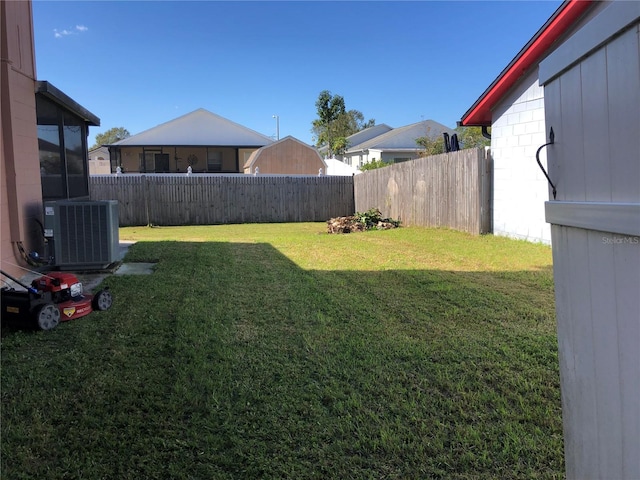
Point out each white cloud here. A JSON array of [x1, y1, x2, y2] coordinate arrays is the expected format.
[[53, 25, 88, 38]]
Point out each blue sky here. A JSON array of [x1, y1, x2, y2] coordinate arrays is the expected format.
[[32, 1, 562, 147]]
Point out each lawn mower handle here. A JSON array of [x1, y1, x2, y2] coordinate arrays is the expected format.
[[0, 269, 38, 294]]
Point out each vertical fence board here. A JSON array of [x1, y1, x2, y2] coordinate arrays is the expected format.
[[90, 174, 355, 227], [354, 148, 492, 235]]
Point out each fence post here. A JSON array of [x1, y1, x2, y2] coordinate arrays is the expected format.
[[143, 175, 151, 226]]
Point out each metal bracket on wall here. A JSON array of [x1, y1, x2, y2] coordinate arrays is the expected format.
[[536, 127, 557, 199]]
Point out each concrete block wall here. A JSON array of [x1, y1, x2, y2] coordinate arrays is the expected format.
[[490, 71, 552, 244]]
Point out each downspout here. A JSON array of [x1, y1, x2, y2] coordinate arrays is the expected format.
[[482, 126, 491, 140]]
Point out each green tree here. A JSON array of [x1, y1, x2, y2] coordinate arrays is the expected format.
[[91, 127, 130, 149], [416, 126, 490, 157], [416, 135, 446, 156], [311, 91, 374, 156], [312, 90, 345, 156], [456, 126, 491, 149], [359, 159, 388, 171], [337, 109, 375, 134], [332, 137, 349, 155]]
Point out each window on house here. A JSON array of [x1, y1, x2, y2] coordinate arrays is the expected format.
[[207, 150, 222, 172], [155, 153, 170, 172], [141, 150, 159, 172], [36, 96, 89, 200], [64, 113, 88, 198], [37, 100, 63, 199]]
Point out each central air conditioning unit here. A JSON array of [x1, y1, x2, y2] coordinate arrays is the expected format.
[[43, 200, 120, 270]]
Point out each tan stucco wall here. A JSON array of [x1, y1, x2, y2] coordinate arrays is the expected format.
[[115, 146, 248, 173], [1, 0, 43, 279], [88, 160, 111, 175], [239, 149, 256, 171], [118, 147, 143, 172], [89, 146, 111, 174], [175, 147, 206, 172], [244, 138, 325, 175]]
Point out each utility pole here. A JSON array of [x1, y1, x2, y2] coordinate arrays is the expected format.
[[272, 115, 279, 140]]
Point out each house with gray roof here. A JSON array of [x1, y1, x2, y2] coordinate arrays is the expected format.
[[107, 108, 273, 173], [341, 120, 454, 168], [318, 123, 393, 160]]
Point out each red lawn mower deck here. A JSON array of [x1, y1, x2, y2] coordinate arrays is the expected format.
[[1, 270, 112, 331]]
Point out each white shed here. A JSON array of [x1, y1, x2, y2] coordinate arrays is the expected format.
[[540, 2, 640, 478]]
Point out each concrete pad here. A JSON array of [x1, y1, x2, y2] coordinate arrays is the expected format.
[[115, 263, 156, 276], [117, 240, 137, 261], [11, 241, 153, 294]]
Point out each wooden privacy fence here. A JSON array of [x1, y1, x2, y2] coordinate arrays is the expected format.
[[89, 174, 355, 226], [354, 148, 492, 234]]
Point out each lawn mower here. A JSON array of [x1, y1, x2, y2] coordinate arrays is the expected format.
[[1, 269, 112, 331]]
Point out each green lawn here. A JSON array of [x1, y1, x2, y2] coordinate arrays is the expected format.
[[1, 224, 562, 479]]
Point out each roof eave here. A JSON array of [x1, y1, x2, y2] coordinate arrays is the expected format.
[[36, 80, 100, 126], [459, 0, 594, 127], [106, 144, 268, 148], [346, 147, 421, 154]]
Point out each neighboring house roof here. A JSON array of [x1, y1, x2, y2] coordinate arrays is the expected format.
[[89, 146, 110, 156], [346, 120, 453, 153], [460, 0, 594, 126], [108, 108, 274, 147], [317, 124, 394, 155], [344, 123, 394, 149]]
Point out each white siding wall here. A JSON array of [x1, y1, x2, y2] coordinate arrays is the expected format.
[[540, 3, 640, 478], [88, 147, 111, 174], [491, 70, 551, 243], [367, 149, 382, 164], [88, 160, 111, 175], [348, 149, 381, 166]]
